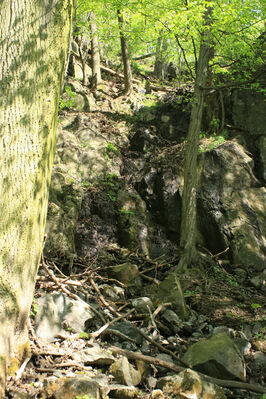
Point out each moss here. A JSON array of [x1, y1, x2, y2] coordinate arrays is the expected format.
[[7, 340, 31, 377]]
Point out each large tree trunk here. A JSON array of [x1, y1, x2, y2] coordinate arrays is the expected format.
[[0, 0, 73, 394], [117, 9, 133, 94], [90, 11, 102, 90], [176, 11, 212, 273]]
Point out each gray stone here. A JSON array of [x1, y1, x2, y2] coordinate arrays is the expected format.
[[35, 293, 95, 342], [131, 297, 154, 313], [258, 136, 266, 182], [198, 141, 266, 271], [250, 269, 266, 288], [111, 321, 143, 345], [109, 356, 141, 386], [232, 89, 266, 136], [182, 332, 246, 381], [158, 369, 226, 399], [72, 345, 115, 365], [109, 385, 139, 398], [152, 273, 187, 319], [44, 375, 109, 399], [249, 351, 266, 378], [111, 263, 139, 285], [161, 309, 182, 333]]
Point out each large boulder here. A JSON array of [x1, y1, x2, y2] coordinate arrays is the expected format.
[[182, 332, 246, 381], [198, 141, 266, 271]]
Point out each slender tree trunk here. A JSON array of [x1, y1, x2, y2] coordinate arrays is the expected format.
[[176, 10, 212, 273], [0, 0, 73, 394], [154, 30, 168, 80], [90, 11, 102, 90], [117, 9, 133, 94]]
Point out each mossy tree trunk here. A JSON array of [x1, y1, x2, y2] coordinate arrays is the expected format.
[[90, 11, 102, 90], [176, 9, 212, 273], [117, 9, 133, 95], [0, 0, 74, 395]]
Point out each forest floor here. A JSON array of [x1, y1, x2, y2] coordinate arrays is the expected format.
[[6, 75, 266, 399]]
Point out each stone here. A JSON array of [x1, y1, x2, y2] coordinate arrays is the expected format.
[[249, 351, 266, 378], [161, 309, 182, 333], [152, 273, 187, 319], [131, 297, 154, 313], [109, 356, 142, 386], [232, 89, 266, 136], [182, 332, 246, 381], [158, 369, 227, 399], [72, 345, 115, 365], [44, 375, 109, 399], [111, 263, 139, 285], [111, 321, 143, 345], [258, 136, 266, 182], [250, 269, 266, 288], [198, 141, 266, 271], [109, 385, 139, 398], [35, 293, 95, 342]]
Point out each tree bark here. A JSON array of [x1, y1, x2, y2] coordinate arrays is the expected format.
[[154, 30, 168, 80], [0, 0, 74, 395], [117, 9, 133, 94], [90, 11, 102, 90], [176, 9, 212, 272]]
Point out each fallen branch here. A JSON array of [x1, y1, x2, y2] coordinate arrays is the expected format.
[[90, 309, 134, 338], [41, 257, 106, 324], [110, 346, 266, 394]]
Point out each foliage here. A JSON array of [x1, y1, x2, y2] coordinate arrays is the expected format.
[[104, 142, 118, 160], [76, 0, 264, 86], [59, 85, 77, 111], [30, 298, 38, 317]]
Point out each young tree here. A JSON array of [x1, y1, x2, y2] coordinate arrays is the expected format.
[[0, 0, 74, 394], [117, 8, 133, 94], [90, 11, 102, 89], [177, 7, 212, 272]]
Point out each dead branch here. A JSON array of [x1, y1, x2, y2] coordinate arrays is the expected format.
[[41, 257, 106, 324], [110, 346, 266, 394], [90, 309, 134, 338]]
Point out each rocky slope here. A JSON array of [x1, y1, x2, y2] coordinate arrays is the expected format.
[[7, 74, 266, 398]]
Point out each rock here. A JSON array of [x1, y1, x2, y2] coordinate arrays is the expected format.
[[44, 375, 109, 399], [138, 106, 156, 122], [232, 88, 266, 136], [131, 297, 154, 313], [198, 141, 266, 271], [116, 187, 152, 257], [150, 390, 165, 399], [182, 332, 246, 381], [109, 385, 139, 398], [35, 293, 95, 342], [111, 263, 139, 285], [234, 268, 247, 284], [72, 344, 115, 365], [250, 269, 266, 288], [111, 321, 143, 345], [258, 136, 266, 182], [151, 273, 187, 319], [249, 351, 266, 379], [161, 309, 182, 333], [109, 356, 142, 386], [233, 338, 251, 356], [158, 369, 227, 399]]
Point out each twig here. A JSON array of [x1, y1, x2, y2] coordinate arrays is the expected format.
[[110, 346, 266, 394], [212, 247, 229, 259], [41, 256, 106, 324], [137, 329, 187, 367], [90, 309, 135, 338], [89, 277, 121, 317]]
